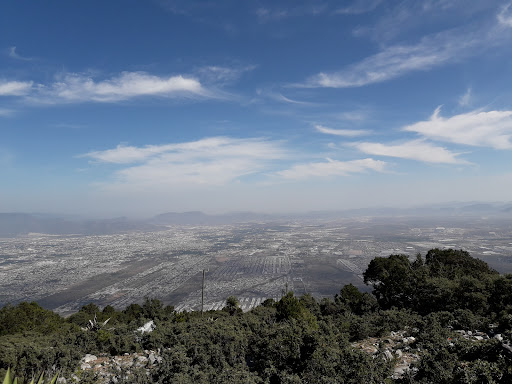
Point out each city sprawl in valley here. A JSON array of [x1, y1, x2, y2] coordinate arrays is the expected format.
[[1, 216, 511, 315]]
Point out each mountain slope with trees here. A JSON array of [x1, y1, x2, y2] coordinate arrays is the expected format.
[[1, 249, 511, 383]]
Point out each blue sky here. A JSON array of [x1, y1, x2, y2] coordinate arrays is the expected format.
[[1, 0, 512, 217]]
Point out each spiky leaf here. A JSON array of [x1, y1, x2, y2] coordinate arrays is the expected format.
[[3, 367, 12, 384], [36, 371, 45, 384], [49, 373, 59, 384]]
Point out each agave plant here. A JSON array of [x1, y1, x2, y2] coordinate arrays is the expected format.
[[80, 313, 111, 332], [2, 367, 59, 384]]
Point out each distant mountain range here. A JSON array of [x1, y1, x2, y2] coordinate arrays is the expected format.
[[150, 211, 281, 225], [1, 202, 512, 237], [0, 213, 160, 237]]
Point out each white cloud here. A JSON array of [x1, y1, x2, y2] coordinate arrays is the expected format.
[[302, 27, 485, 88], [116, 157, 260, 185], [498, 3, 512, 27], [256, 7, 289, 22], [0, 80, 33, 96], [354, 139, 468, 164], [196, 65, 256, 84], [35, 71, 208, 103], [315, 124, 370, 137], [0, 108, 14, 117], [254, 88, 316, 106], [339, 110, 369, 121], [0, 70, 229, 105], [275, 93, 312, 105], [277, 158, 386, 180], [458, 87, 472, 106], [353, 0, 493, 43], [84, 144, 169, 164], [404, 107, 512, 149], [8, 46, 32, 61], [421, 0, 460, 12], [82, 137, 287, 186], [255, 3, 327, 22], [335, 0, 382, 15]]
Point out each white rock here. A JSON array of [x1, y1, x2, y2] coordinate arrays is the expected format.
[[137, 320, 155, 334], [82, 354, 97, 363], [494, 334, 503, 341]]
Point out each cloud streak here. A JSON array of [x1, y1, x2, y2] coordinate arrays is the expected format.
[[196, 65, 256, 85], [301, 19, 500, 88], [354, 139, 468, 164], [404, 107, 512, 150], [0, 80, 33, 96], [335, 0, 382, 15], [315, 124, 370, 137], [82, 137, 287, 186], [277, 158, 386, 180], [0, 70, 222, 104], [458, 87, 472, 106], [0, 108, 15, 117], [35, 72, 209, 103], [255, 2, 327, 22], [8, 46, 32, 61], [498, 3, 512, 27]]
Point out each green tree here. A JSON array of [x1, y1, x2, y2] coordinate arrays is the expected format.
[[336, 284, 378, 315], [425, 248, 497, 279], [363, 254, 415, 309], [224, 296, 241, 316]]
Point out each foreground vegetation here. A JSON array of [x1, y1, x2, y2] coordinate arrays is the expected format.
[[1, 249, 511, 383]]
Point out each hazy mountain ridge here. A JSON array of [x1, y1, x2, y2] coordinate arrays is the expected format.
[[1, 201, 512, 237], [0, 213, 162, 237]]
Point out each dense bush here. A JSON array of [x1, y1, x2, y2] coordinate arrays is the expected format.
[[1, 249, 511, 383]]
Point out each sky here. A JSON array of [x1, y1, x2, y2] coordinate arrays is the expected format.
[[1, 0, 512, 217]]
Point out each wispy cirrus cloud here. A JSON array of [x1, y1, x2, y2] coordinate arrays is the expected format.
[[82, 136, 388, 187], [0, 108, 15, 117], [256, 0, 384, 22], [335, 0, 382, 15], [255, 2, 327, 22], [315, 124, 370, 137], [458, 87, 472, 106], [498, 3, 512, 27], [196, 65, 256, 85], [7, 46, 33, 61], [33, 71, 210, 104], [403, 107, 512, 150], [2, 70, 230, 105], [353, 0, 495, 43], [302, 27, 484, 88], [254, 88, 316, 106], [82, 137, 287, 186], [255, 7, 290, 22], [339, 110, 369, 121], [354, 139, 468, 164], [0, 80, 33, 96], [277, 158, 386, 180]]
